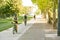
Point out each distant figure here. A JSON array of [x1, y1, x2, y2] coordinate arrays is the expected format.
[[34, 14, 36, 19], [24, 14, 27, 26]]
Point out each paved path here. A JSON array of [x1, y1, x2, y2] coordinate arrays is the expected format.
[[18, 17, 47, 40], [0, 19, 36, 40], [0, 14, 59, 40], [18, 16, 58, 40]]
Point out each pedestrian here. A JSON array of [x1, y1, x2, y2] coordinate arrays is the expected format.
[[24, 14, 27, 26], [13, 15, 18, 34], [34, 14, 36, 19]]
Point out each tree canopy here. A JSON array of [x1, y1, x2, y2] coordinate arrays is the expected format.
[[0, 0, 22, 18], [31, 0, 58, 11]]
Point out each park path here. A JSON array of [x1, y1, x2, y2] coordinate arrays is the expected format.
[[0, 18, 36, 40], [18, 16, 47, 40], [0, 14, 59, 40], [18, 15, 58, 40]]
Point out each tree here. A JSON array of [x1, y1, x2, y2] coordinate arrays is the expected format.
[[31, 0, 53, 23], [0, 0, 22, 18], [53, 0, 58, 29], [32, 0, 58, 25]]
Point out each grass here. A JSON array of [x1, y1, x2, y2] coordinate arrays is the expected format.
[[0, 18, 13, 32], [0, 16, 33, 32]]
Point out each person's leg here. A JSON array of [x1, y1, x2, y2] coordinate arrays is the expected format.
[[16, 27, 17, 33], [13, 26, 15, 34], [25, 20, 27, 26], [15, 24, 17, 33]]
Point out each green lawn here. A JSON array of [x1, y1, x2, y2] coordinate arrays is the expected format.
[[0, 16, 33, 32]]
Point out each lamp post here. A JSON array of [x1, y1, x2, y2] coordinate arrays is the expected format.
[[58, 0, 60, 36]]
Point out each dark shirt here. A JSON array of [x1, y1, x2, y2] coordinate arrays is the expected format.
[[24, 15, 27, 20], [14, 17, 18, 24]]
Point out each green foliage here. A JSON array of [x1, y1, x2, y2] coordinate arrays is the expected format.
[[0, 0, 22, 18], [31, 0, 58, 11], [0, 0, 32, 18], [35, 9, 40, 15]]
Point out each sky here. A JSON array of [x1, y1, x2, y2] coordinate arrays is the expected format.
[[22, 0, 33, 6], [22, 0, 38, 15]]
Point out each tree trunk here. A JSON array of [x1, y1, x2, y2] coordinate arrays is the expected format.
[[58, 0, 60, 36], [53, 0, 56, 29], [44, 11, 46, 18], [48, 11, 52, 24], [42, 10, 46, 18]]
